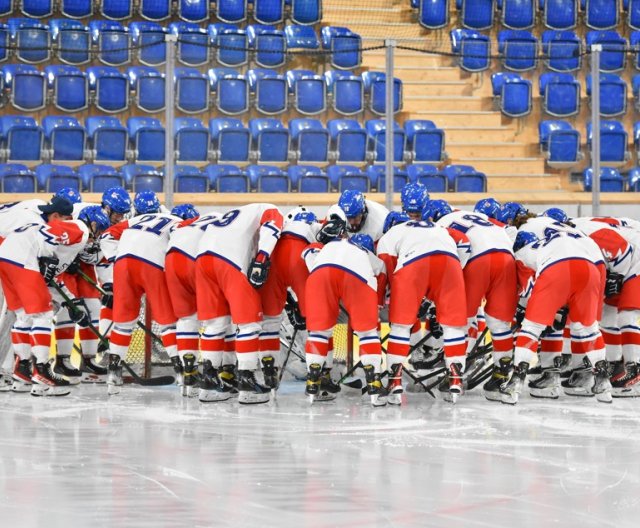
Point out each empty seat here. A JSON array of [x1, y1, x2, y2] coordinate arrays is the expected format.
[[442, 164, 477, 191], [37, 164, 81, 193], [139, 0, 171, 21], [209, 118, 250, 162], [86, 116, 128, 161], [42, 116, 86, 162], [175, 67, 209, 114], [628, 167, 640, 191], [404, 120, 445, 163], [288, 165, 329, 192], [128, 117, 165, 161], [0, 23, 8, 63], [632, 122, 640, 157], [254, 0, 285, 25], [586, 31, 626, 72], [0, 116, 43, 162], [362, 71, 402, 115], [88, 66, 128, 113], [1, 0, 13, 16], [285, 25, 320, 51], [130, 22, 168, 66], [90, 21, 130, 66], [450, 29, 491, 72], [491, 72, 532, 118], [631, 32, 640, 70], [247, 164, 288, 192], [248, 69, 287, 114], [586, 0, 619, 30], [542, 0, 577, 30], [208, 68, 249, 115], [249, 118, 289, 162], [539, 120, 581, 167], [327, 119, 367, 163], [21, 0, 53, 19], [406, 164, 446, 191], [287, 69, 326, 115], [122, 163, 163, 190], [9, 18, 50, 63], [632, 74, 640, 110], [588, 121, 629, 164], [321, 27, 362, 70], [586, 73, 627, 117], [128, 66, 165, 113], [419, 0, 449, 30], [174, 118, 210, 162], [454, 172, 487, 192], [170, 22, 210, 66], [102, 0, 133, 19], [0, 163, 36, 192], [174, 165, 209, 192], [247, 24, 286, 68], [460, 0, 495, 30], [327, 165, 368, 192], [61, 0, 93, 18], [542, 30, 581, 72], [51, 19, 90, 66], [45, 65, 89, 112], [216, 0, 248, 23], [583, 167, 624, 192], [366, 166, 409, 193], [325, 71, 364, 115], [366, 119, 405, 163], [498, 30, 538, 71], [178, 0, 209, 22], [2, 64, 46, 111], [291, 0, 322, 25], [502, 0, 535, 29], [289, 119, 329, 163], [205, 164, 248, 192], [631, 0, 640, 31], [539, 72, 580, 117], [208, 24, 249, 67]]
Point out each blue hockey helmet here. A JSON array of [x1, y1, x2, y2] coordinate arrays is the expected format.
[[498, 202, 527, 224], [350, 233, 375, 253], [78, 205, 110, 235], [101, 187, 131, 215], [54, 187, 82, 205], [421, 199, 452, 222], [171, 203, 199, 220], [133, 190, 160, 215], [383, 211, 410, 234], [474, 197, 501, 219], [542, 207, 569, 224], [338, 189, 367, 232], [401, 182, 429, 214], [293, 211, 317, 224], [513, 230, 538, 253]]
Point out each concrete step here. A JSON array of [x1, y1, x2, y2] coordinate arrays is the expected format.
[[459, 158, 548, 175], [446, 142, 537, 158], [488, 175, 563, 191]]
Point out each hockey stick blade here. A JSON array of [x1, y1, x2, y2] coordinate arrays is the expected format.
[[121, 360, 176, 386]]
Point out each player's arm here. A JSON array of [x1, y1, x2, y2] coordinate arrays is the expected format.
[[301, 243, 322, 271], [446, 228, 471, 268]]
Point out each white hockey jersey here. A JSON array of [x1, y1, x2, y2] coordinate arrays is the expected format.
[[197, 204, 283, 273], [327, 199, 389, 242], [281, 215, 322, 243], [167, 212, 221, 259], [0, 202, 47, 240]]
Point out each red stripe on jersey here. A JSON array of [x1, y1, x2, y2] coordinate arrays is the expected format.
[[103, 219, 130, 241], [47, 220, 88, 245], [260, 208, 284, 230]]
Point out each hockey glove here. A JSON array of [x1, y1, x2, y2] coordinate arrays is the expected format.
[[64, 298, 91, 327], [38, 256, 60, 285], [514, 304, 526, 327], [605, 272, 624, 297], [417, 298, 432, 320], [101, 283, 114, 309], [552, 306, 569, 332], [316, 215, 347, 244], [427, 305, 443, 340], [285, 291, 306, 331], [65, 257, 81, 275], [248, 252, 270, 289]]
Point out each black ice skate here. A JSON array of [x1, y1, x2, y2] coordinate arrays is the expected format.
[[53, 356, 82, 385], [386, 363, 403, 406], [80, 356, 107, 383], [500, 361, 529, 405], [219, 364, 238, 396], [363, 364, 387, 407], [31, 359, 71, 397], [611, 362, 640, 398], [528, 357, 561, 399], [198, 360, 232, 403], [181, 353, 200, 398], [11, 358, 32, 393], [237, 369, 270, 404], [261, 355, 279, 392], [170, 355, 184, 387], [592, 359, 612, 404], [316, 367, 340, 402], [107, 354, 123, 396], [305, 363, 322, 403], [483, 356, 512, 402], [562, 357, 595, 398]]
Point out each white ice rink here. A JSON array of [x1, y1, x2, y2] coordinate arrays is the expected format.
[[1, 382, 640, 527]]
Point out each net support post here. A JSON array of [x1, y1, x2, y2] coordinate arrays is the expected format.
[[385, 39, 396, 211], [164, 33, 178, 210], [591, 44, 601, 217]]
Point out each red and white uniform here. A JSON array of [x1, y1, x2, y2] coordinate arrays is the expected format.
[[377, 221, 469, 370], [303, 238, 386, 370], [195, 204, 283, 370], [328, 199, 389, 242], [0, 201, 47, 242]]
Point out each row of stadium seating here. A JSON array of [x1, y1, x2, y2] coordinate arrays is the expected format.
[[0, 115, 445, 164], [0, 0, 322, 25], [0, 65, 401, 116], [0, 162, 487, 193], [413, 0, 639, 32], [0, 20, 360, 69], [451, 29, 639, 74]]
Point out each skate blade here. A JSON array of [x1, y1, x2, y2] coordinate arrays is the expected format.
[[483, 390, 502, 402], [81, 374, 107, 384], [500, 393, 519, 405], [370, 394, 387, 407], [315, 391, 338, 402], [61, 376, 82, 386], [238, 392, 270, 405], [595, 391, 613, 404], [182, 385, 200, 398], [612, 387, 640, 398], [198, 390, 232, 403], [30, 385, 70, 397], [529, 387, 560, 399], [562, 388, 594, 397], [107, 384, 121, 396], [387, 392, 402, 406], [11, 382, 32, 393]]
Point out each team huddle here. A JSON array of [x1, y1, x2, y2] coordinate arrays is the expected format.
[[0, 183, 638, 407]]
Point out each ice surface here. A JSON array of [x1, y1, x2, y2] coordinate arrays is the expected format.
[[1, 383, 640, 528]]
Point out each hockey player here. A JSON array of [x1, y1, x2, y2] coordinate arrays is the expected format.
[[101, 191, 181, 395], [0, 195, 74, 241], [400, 183, 429, 221], [501, 230, 611, 404], [195, 204, 283, 404], [333, 190, 389, 242]]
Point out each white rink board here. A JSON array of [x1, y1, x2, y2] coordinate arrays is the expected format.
[[1, 384, 640, 527]]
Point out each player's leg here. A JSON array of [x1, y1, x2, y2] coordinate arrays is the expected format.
[[610, 275, 640, 395], [10, 310, 33, 392], [52, 273, 82, 383], [257, 265, 287, 390], [75, 264, 106, 382]]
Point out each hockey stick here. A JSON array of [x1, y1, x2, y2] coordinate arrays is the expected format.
[[277, 328, 298, 388]]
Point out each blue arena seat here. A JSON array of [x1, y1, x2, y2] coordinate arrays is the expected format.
[[249, 118, 289, 162], [45, 65, 88, 113], [42, 116, 86, 162], [586, 31, 626, 72], [139, 0, 171, 21], [583, 167, 624, 192], [362, 72, 402, 116], [586, 0, 619, 30], [285, 25, 320, 51], [208, 68, 249, 115], [327, 165, 368, 192], [631, 32, 640, 70], [130, 22, 168, 66], [247, 24, 286, 68], [204, 164, 248, 192], [216, 0, 248, 24], [209, 118, 250, 162], [498, 30, 538, 71], [628, 167, 640, 191], [21, 0, 53, 18], [419, 0, 449, 30], [365, 119, 405, 163], [208, 24, 249, 67], [539, 120, 581, 167], [460, 0, 495, 30], [0, 164, 36, 192], [325, 71, 364, 115], [327, 119, 367, 163], [60, 0, 92, 18], [102, 0, 133, 19], [491, 72, 532, 118], [288, 165, 329, 192], [542, 0, 577, 30], [289, 119, 329, 163], [321, 27, 362, 70], [0, 0, 13, 16], [404, 120, 445, 163], [121, 163, 163, 190], [37, 164, 81, 193], [88, 66, 128, 113], [631, 0, 640, 31], [539, 72, 580, 117], [51, 20, 90, 66], [291, 0, 322, 25], [2, 64, 46, 111], [174, 165, 209, 192], [247, 164, 288, 192], [9, 18, 50, 63], [174, 118, 210, 162], [502, 0, 535, 29], [127, 66, 165, 113], [174, 67, 209, 114], [248, 69, 287, 114], [542, 30, 581, 72], [178, 0, 209, 22], [450, 29, 491, 72], [441, 164, 474, 191], [86, 116, 128, 162], [632, 74, 640, 110], [170, 22, 209, 66], [0, 24, 7, 63], [287, 70, 326, 115], [89, 21, 130, 66], [406, 164, 447, 191], [0, 116, 43, 162], [586, 73, 627, 117], [588, 121, 629, 164], [633, 122, 640, 158], [367, 166, 409, 193], [254, 0, 285, 25], [454, 172, 487, 192], [127, 117, 165, 161]]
